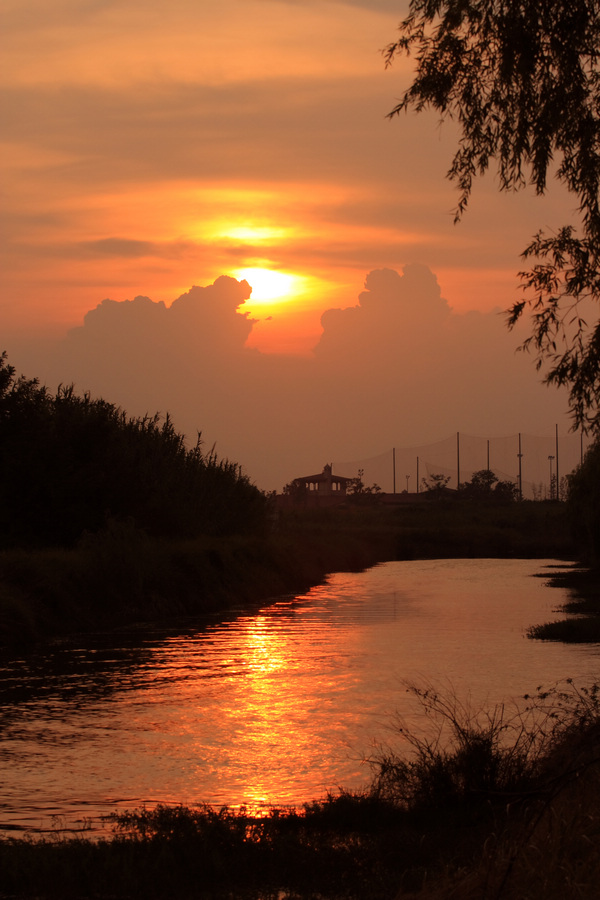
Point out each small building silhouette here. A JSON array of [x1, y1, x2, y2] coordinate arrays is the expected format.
[[291, 463, 353, 496], [277, 463, 354, 508]]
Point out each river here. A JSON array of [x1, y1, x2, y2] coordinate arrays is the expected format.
[[1, 558, 598, 836]]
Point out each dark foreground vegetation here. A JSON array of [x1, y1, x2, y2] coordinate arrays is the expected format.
[[2, 681, 600, 899], [2, 353, 600, 898]]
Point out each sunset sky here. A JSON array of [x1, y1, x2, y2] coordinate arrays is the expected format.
[[2, 0, 583, 490]]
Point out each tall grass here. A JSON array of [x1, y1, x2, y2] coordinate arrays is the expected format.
[[0, 353, 267, 548]]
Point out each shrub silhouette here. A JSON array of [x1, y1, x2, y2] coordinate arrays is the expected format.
[[0, 352, 266, 547], [366, 682, 575, 816]]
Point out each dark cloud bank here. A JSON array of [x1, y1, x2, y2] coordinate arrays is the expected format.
[[9, 266, 572, 492]]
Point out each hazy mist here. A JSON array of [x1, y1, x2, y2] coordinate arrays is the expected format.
[[7, 265, 573, 492]]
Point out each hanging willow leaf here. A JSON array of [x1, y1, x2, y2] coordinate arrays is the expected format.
[[386, 0, 600, 429]]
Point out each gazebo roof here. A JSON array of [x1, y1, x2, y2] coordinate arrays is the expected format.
[[292, 464, 353, 485]]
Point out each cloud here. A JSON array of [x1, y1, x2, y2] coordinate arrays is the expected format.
[[330, 0, 406, 12], [268, 0, 403, 15], [9, 265, 574, 494], [68, 275, 254, 353], [2, 44, 570, 341], [78, 238, 158, 258], [315, 265, 450, 361], [3, 0, 397, 91], [57, 238, 200, 260], [2, 74, 398, 185]]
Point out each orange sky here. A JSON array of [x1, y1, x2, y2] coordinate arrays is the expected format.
[[1, 0, 583, 490], [2, 0, 577, 352]]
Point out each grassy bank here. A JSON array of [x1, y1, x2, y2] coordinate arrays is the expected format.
[[377, 496, 573, 560], [0, 517, 383, 649], [0, 499, 575, 649], [1, 680, 599, 899], [528, 565, 600, 642]]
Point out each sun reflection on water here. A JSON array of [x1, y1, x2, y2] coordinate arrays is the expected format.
[[1, 559, 598, 836], [245, 616, 287, 675]]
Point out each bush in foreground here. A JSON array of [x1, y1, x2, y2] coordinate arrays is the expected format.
[[2, 681, 600, 899]]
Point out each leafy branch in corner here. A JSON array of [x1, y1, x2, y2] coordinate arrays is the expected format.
[[385, 0, 600, 429]]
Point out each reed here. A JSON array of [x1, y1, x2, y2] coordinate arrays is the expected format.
[[0, 353, 267, 549]]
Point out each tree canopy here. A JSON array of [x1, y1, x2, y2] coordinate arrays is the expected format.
[[459, 469, 519, 502], [385, 0, 600, 429]]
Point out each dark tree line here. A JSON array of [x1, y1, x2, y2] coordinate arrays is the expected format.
[[0, 353, 266, 547], [567, 442, 600, 563]]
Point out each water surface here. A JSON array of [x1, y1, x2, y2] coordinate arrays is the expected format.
[[1, 558, 598, 835]]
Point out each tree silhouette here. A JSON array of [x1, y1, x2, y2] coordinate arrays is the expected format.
[[421, 472, 451, 497], [0, 353, 266, 547], [459, 469, 518, 503], [386, 0, 600, 428]]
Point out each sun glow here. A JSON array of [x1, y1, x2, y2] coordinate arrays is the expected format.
[[224, 225, 288, 242], [235, 267, 297, 304]]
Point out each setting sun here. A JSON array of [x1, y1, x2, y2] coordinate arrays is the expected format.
[[234, 267, 296, 304]]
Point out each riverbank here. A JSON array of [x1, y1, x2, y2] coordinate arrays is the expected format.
[[528, 565, 600, 642], [0, 500, 576, 649], [1, 680, 598, 899]]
